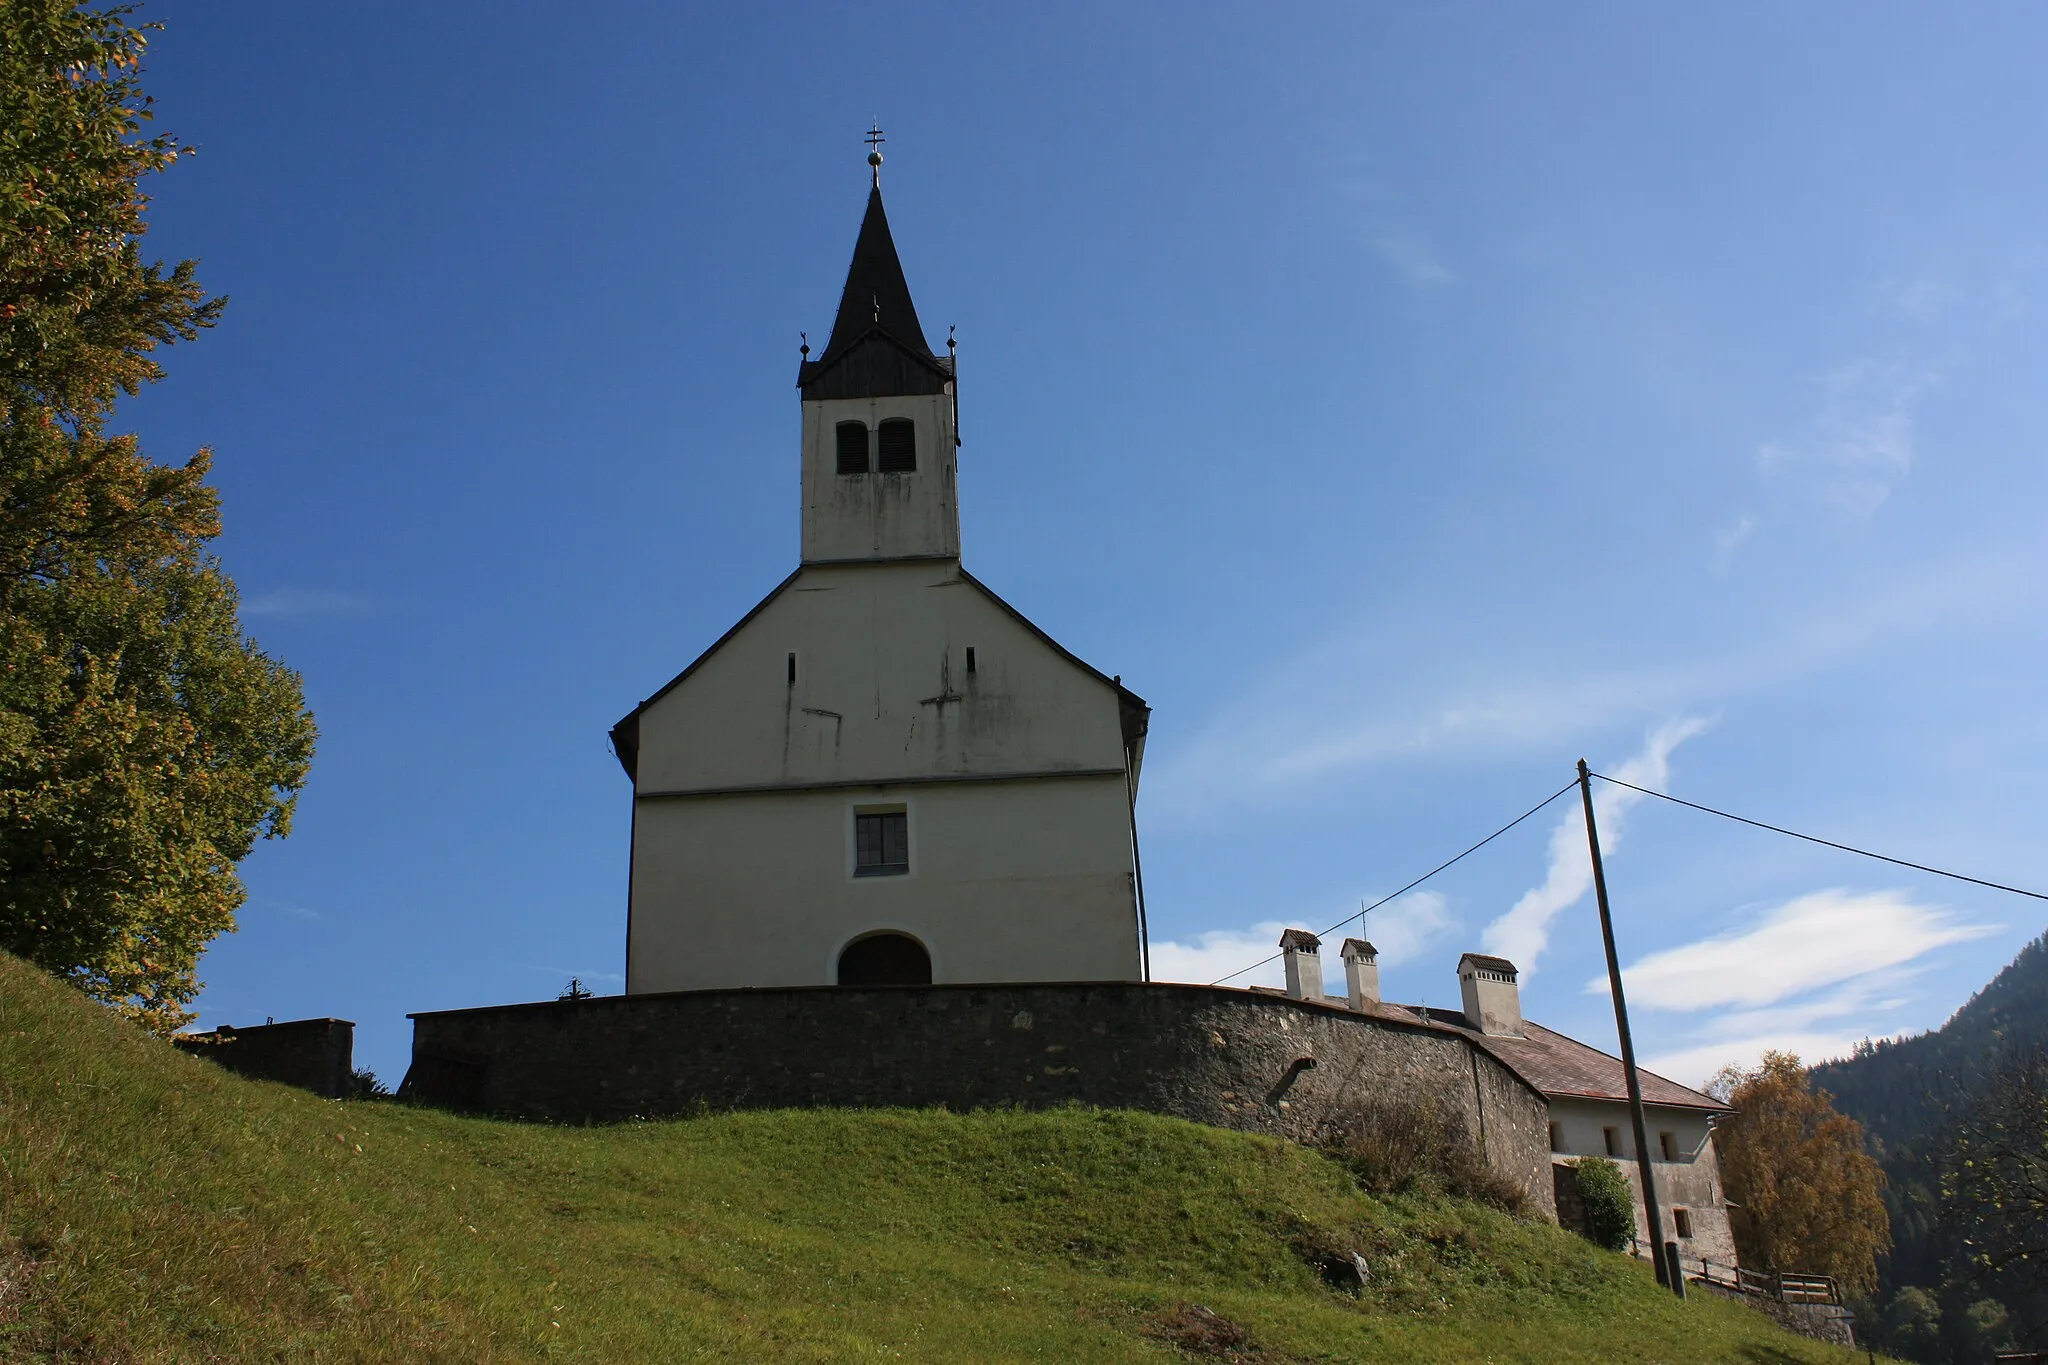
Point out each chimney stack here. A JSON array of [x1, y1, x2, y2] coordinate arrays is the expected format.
[[1278, 929, 1323, 1000], [1457, 953, 1523, 1037], [1340, 939, 1380, 1010]]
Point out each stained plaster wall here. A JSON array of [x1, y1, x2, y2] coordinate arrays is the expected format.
[[628, 557, 1142, 991], [1548, 1095, 1737, 1266]]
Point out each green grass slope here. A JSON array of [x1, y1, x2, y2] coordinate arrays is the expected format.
[[2, 954, 1872, 1363]]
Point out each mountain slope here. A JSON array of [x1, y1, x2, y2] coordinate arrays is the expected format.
[[0, 951, 1869, 1363], [1808, 930, 2048, 1362], [1812, 930, 2048, 1155]]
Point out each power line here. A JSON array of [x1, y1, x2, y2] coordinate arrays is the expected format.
[[1208, 778, 1581, 986], [1590, 771, 2048, 905]]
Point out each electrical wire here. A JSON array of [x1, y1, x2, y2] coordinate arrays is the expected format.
[[1208, 778, 1581, 986], [1590, 771, 2048, 905]]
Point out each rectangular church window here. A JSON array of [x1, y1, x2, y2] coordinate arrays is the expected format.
[[836, 421, 870, 474], [855, 810, 908, 876], [877, 418, 916, 472]]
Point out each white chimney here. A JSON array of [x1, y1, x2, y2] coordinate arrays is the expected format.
[[1457, 953, 1523, 1037], [1279, 929, 1323, 1000], [1340, 938, 1380, 1010]]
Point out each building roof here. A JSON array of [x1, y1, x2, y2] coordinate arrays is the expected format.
[[798, 182, 952, 401], [1405, 1006, 1729, 1113]]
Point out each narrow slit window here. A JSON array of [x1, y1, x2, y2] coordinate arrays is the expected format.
[[1672, 1208, 1694, 1239], [877, 418, 916, 472], [1548, 1122, 1563, 1153], [787, 652, 797, 685], [1603, 1126, 1621, 1157], [836, 421, 870, 474], [855, 811, 909, 876], [1659, 1131, 1679, 1161], [965, 646, 977, 675]]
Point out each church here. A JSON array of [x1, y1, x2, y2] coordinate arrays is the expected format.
[[607, 148, 1151, 995], [399, 153, 1745, 1276]]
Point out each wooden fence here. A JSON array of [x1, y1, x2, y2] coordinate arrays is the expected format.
[[1627, 1242, 1839, 1306]]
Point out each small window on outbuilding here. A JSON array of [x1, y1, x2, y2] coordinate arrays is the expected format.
[[1659, 1131, 1679, 1161], [1603, 1126, 1621, 1157], [855, 809, 908, 876], [1673, 1208, 1694, 1239], [877, 418, 916, 472], [836, 421, 870, 474]]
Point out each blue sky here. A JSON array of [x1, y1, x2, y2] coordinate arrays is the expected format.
[[126, 3, 2048, 1088]]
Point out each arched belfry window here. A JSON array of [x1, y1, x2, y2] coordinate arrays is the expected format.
[[877, 418, 916, 472], [837, 932, 932, 986], [835, 421, 869, 475]]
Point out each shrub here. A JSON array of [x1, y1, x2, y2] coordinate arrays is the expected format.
[[1573, 1157, 1636, 1251], [1311, 1095, 1525, 1213]]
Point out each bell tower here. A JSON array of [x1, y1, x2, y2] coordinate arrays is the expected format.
[[796, 132, 960, 563]]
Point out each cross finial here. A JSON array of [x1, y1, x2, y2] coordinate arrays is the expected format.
[[865, 122, 885, 183]]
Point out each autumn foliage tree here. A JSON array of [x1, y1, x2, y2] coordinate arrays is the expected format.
[[1, 2, 314, 1032], [1709, 1052, 1891, 1296]]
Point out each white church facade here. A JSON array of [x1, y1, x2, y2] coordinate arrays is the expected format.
[[609, 165, 1150, 994]]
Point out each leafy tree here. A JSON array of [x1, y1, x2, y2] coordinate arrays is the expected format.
[[1709, 1051, 1890, 1297], [1, 2, 313, 1032], [1940, 1045, 2048, 1347], [1572, 1156, 1636, 1252]]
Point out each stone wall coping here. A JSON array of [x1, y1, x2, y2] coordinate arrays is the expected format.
[[409, 978, 1455, 1038]]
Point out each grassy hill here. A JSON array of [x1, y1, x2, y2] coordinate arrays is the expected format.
[[1, 953, 1872, 1363]]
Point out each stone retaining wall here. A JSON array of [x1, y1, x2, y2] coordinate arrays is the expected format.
[[400, 981, 1555, 1218], [177, 1017, 355, 1098]]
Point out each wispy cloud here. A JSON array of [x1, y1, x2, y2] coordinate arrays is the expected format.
[[1619, 889, 1998, 1085], [1145, 544, 2031, 830], [1364, 225, 1455, 286], [1480, 718, 1711, 976], [1596, 888, 1997, 1011], [1758, 361, 1936, 518], [241, 588, 372, 620], [1151, 890, 1457, 993], [1644, 1030, 1880, 1091]]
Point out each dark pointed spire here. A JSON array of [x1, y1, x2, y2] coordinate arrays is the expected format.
[[821, 182, 933, 360], [799, 171, 952, 400]]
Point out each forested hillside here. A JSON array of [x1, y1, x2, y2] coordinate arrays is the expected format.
[[1809, 930, 2048, 1362]]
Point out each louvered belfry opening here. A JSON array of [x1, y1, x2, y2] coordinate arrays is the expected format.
[[876, 418, 917, 472], [835, 420, 870, 474]]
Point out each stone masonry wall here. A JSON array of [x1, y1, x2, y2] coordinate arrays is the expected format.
[[177, 1018, 354, 1098], [400, 982, 1555, 1219]]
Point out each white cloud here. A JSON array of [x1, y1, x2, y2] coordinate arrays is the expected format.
[[1758, 361, 1935, 517], [1594, 887, 1997, 1012], [1151, 921, 1291, 990], [1364, 226, 1455, 286], [241, 588, 371, 619], [1643, 1030, 1878, 1092], [1480, 717, 1711, 975], [1150, 890, 1457, 993]]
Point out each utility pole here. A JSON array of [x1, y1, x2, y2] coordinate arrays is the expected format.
[[1578, 758, 1678, 1296]]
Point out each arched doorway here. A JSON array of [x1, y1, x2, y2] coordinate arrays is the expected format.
[[836, 932, 932, 986]]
